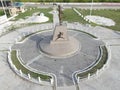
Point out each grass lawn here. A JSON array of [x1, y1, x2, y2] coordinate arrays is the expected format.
[[11, 50, 51, 80], [0, 10, 4, 16], [62, 9, 88, 24], [14, 7, 53, 22], [77, 9, 120, 31], [77, 46, 108, 79]]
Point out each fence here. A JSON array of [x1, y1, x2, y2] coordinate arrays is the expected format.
[[7, 50, 54, 86], [77, 45, 111, 83]]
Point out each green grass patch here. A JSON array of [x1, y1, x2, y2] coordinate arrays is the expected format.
[[0, 10, 4, 16], [78, 9, 120, 31], [14, 7, 53, 22], [0, 9, 10, 17], [77, 46, 108, 79], [62, 9, 88, 24], [11, 50, 51, 80]]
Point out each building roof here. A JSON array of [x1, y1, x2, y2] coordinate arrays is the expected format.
[[14, 2, 24, 7]]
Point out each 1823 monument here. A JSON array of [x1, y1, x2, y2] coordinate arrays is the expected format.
[[39, 5, 80, 58]]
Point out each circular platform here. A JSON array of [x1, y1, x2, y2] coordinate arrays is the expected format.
[[39, 36, 80, 58], [12, 29, 104, 87]]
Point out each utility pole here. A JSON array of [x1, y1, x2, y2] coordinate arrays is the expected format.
[[90, 0, 93, 16]]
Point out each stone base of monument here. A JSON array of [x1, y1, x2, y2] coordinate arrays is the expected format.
[[39, 36, 80, 58]]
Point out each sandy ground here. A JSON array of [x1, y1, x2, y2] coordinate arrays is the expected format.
[[85, 15, 115, 26], [25, 13, 49, 23]]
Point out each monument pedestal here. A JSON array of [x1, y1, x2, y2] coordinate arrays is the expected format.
[[39, 25, 80, 58]]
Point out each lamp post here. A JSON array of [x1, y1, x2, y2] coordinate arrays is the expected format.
[[90, 0, 93, 16]]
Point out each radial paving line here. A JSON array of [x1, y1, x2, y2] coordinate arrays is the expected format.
[[72, 32, 80, 37], [80, 51, 96, 60], [59, 66, 67, 86], [26, 54, 43, 66]]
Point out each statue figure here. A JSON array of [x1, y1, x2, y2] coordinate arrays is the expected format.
[[56, 32, 64, 40], [58, 5, 63, 25]]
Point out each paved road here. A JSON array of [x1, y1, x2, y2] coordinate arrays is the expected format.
[[24, 3, 120, 9]]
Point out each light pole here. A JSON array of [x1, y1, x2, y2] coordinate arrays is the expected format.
[[90, 0, 93, 16], [1, 0, 7, 15]]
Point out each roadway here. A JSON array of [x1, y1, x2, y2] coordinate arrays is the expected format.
[[0, 3, 120, 10], [24, 3, 120, 9]]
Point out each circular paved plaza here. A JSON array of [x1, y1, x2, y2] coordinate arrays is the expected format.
[[12, 29, 104, 87], [0, 23, 120, 90]]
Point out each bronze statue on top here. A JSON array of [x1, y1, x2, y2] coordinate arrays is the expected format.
[[58, 5, 63, 25], [55, 32, 64, 41]]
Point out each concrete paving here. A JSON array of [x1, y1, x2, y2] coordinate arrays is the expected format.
[[0, 25, 54, 90], [12, 30, 103, 87], [0, 51, 53, 90], [78, 46, 120, 90], [0, 11, 120, 90], [0, 4, 119, 89]]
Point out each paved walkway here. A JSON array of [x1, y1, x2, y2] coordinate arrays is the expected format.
[[0, 23, 120, 90]]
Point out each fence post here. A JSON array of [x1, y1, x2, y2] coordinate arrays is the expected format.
[[28, 73, 31, 79], [77, 76, 80, 83], [50, 78, 54, 85], [81, 15, 83, 18], [19, 69, 23, 76], [13, 65, 17, 71], [96, 69, 99, 76], [88, 73, 90, 80], [38, 77, 41, 83]]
